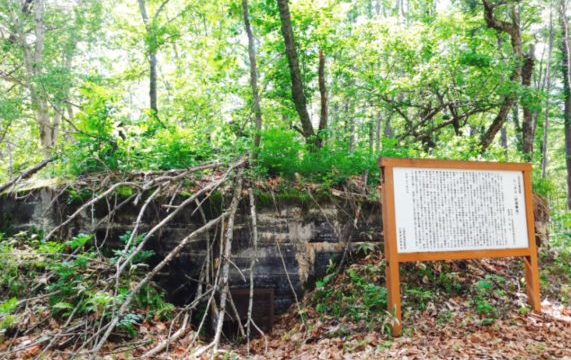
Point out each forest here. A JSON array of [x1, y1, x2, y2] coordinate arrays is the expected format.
[[0, 0, 570, 358]]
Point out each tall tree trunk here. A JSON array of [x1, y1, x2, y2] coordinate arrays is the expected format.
[[521, 45, 536, 157], [368, 119, 374, 153], [276, 0, 315, 140], [375, 112, 382, 152], [542, 5, 554, 178], [149, 52, 158, 114], [384, 114, 393, 139], [480, 0, 523, 151], [344, 102, 355, 152], [29, 0, 56, 156], [560, 0, 571, 209], [349, 118, 356, 153], [501, 126, 508, 150], [37, 98, 55, 156], [242, 0, 263, 150], [317, 49, 328, 147], [138, 0, 159, 115]]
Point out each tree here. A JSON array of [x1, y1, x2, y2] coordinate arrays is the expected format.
[[137, 0, 171, 117], [480, 0, 524, 152], [542, 4, 554, 178], [317, 48, 328, 147], [560, 0, 571, 209], [276, 0, 315, 141], [521, 45, 536, 156], [242, 0, 263, 150], [0, 0, 101, 157], [2, 0, 54, 156]]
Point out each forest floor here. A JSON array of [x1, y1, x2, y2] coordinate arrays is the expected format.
[[238, 254, 571, 360], [244, 292, 571, 359], [2, 250, 570, 359]]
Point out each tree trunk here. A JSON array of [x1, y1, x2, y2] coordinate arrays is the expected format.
[[37, 98, 55, 156], [384, 114, 393, 138], [375, 112, 382, 152], [138, 0, 159, 115], [276, 0, 315, 140], [521, 46, 535, 157], [500, 126, 508, 149], [480, 0, 523, 151], [242, 0, 263, 150], [349, 118, 355, 153], [481, 99, 516, 151], [150, 52, 158, 114], [317, 48, 328, 147], [542, 5, 554, 178], [32, 0, 56, 156], [368, 121, 374, 153], [560, 0, 571, 209]]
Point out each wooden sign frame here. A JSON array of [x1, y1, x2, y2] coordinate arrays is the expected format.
[[379, 158, 541, 337]]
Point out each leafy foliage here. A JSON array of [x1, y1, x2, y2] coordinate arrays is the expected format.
[[313, 254, 391, 333], [0, 232, 173, 338]]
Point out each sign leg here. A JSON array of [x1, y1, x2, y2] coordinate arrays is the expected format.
[[386, 260, 402, 337], [524, 253, 541, 312]]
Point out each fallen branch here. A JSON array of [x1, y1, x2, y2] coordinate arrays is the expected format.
[[89, 209, 230, 357], [141, 313, 189, 358], [246, 187, 266, 353], [45, 181, 139, 240], [115, 158, 246, 278], [208, 168, 244, 357], [0, 157, 55, 194]]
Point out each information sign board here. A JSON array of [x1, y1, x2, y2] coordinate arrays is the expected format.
[[379, 158, 541, 336]]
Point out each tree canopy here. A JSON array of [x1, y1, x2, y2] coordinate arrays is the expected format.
[[0, 0, 569, 209]]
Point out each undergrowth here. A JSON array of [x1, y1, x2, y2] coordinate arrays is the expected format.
[[308, 242, 571, 339], [42, 86, 560, 197], [0, 231, 174, 342]]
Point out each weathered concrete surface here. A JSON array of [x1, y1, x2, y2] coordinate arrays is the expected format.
[[0, 189, 383, 314]]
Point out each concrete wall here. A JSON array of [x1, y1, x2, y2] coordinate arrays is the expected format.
[[0, 189, 383, 315]]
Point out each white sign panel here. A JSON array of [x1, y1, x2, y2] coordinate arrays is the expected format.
[[393, 167, 529, 253]]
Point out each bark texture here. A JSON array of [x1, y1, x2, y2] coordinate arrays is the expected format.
[[317, 49, 328, 147], [542, 7, 554, 178], [17, 0, 58, 156], [242, 0, 263, 149], [521, 47, 536, 156], [480, 0, 523, 151], [138, 0, 159, 115], [560, 0, 571, 209], [276, 0, 315, 140]]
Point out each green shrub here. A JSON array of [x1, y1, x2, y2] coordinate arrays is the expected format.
[[256, 128, 302, 177], [471, 275, 506, 324], [59, 83, 124, 175], [0, 232, 174, 338], [133, 127, 213, 170], [313, 257, 390, 332], [256, 128, 417, 186]]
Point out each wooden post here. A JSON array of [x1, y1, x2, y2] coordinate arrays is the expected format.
[[381, 166, 402, 336], [523, 169, 542, 312]]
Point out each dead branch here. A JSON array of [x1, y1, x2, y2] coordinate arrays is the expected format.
[[0, 157, 54, 194], [246, 187, 266, 353], [141, 313, 189, 358], [115, 159, 245, 278], [89, 210, 229, 357], [45, 181, 139, 240], [209, 168, 244, 357]]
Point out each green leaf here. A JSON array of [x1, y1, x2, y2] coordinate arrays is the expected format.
[[0, 297, 18, 314], [52, 302, 74, 311]]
